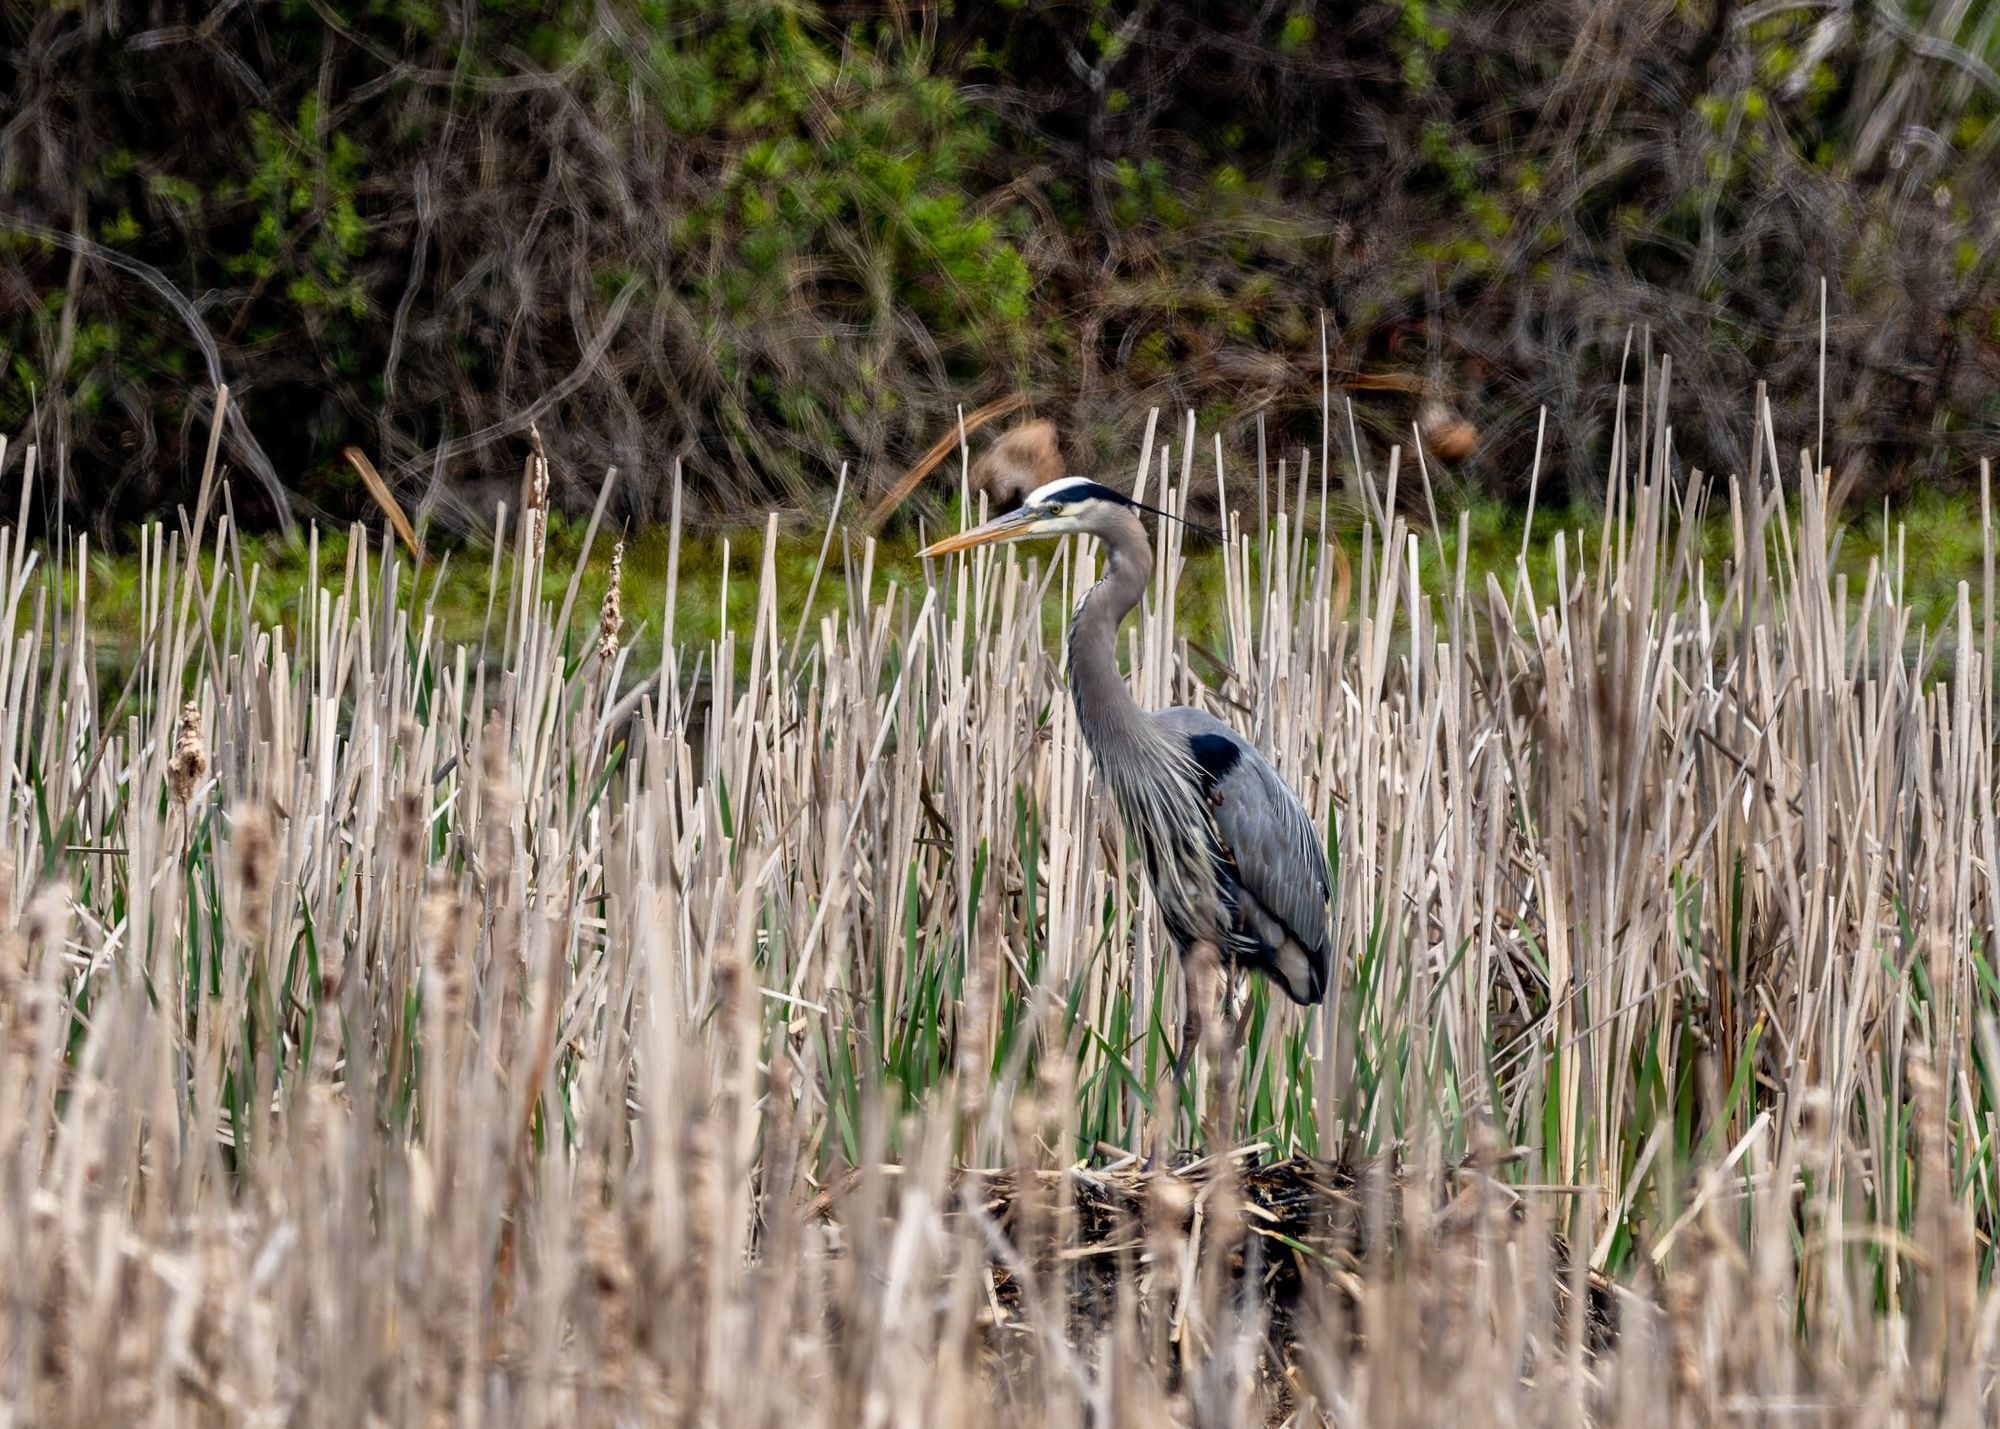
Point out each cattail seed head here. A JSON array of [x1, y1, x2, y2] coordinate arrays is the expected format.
[[481, 709, 509, 790], [577, 1173, 636, 1379], [168, 701, 207, 807], [223, 802, 276, 946], [0, 870, 65, 997], [23, 883, 74, 960], [684, 1109, 720, 1276], [396, 785, 426, 864], [1795, 1086, 1833, 1174], [0, 859, 18, 988], [526, 426, 551, 564], [421, 872, 466, 1018], [597, 540, 624, 662], [1664, 1235, 1713, 1406], [6, 882, 73, 1064], [479, 711, 519, 892]]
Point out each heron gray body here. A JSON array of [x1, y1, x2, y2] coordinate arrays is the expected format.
[[926, 476, 1333, 1005]]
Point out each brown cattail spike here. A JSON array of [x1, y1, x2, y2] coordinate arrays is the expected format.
[[420, 871, 467, 1019], [479, 710, 520, 898], [3, 881, 70, 1069], [0, 860, 16, 985], [224, 802, 276, 947], [598, 540, 624, 662], [526, 425, 551, 563], [168, 701, 207, 809]]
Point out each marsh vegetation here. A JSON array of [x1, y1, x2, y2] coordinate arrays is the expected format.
[[5, 369, 2000, 1423]]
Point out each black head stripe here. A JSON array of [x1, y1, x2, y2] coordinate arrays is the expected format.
[[1039, 479, 1131, 507], [1042, 477, 1222, 543]]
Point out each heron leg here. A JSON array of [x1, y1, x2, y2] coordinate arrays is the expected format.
[[1228, 966, 1252, 1050], [1147, 951, 1211, 1169], [1205, 965, 1248, 1149], [1145, 991, 1199, 1171], [1171, 995, 1199, 1105]]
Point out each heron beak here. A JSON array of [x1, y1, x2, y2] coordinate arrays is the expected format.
[[918, 506, 1045, 559]]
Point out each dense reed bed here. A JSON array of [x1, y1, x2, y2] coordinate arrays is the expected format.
[[5, 373, 2000, 1424]]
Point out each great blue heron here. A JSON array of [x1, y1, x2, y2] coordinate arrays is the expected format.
[[922, 476, 1332, 1055]]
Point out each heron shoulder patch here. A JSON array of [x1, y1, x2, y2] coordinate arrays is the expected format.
[[1185, 731, 1242, 792]]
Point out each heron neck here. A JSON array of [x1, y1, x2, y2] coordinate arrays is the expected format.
[[1067, 515, 1154, 756]]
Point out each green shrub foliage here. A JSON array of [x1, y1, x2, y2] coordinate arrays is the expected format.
[[4, 2, 1999, 529]]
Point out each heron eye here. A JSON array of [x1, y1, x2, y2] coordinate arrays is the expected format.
[[1046, 502, 1065, 516]]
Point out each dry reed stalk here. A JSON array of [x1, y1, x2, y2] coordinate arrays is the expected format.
[[343, 445, 424, 564]]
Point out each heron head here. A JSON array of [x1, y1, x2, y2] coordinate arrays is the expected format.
[[918, 477, 1143, 558]]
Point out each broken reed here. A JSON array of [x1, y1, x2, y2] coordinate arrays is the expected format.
[[4, 373, 2000, 1423]]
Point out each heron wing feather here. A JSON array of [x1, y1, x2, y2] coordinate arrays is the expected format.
[[1155, 707, 1332, 964]]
